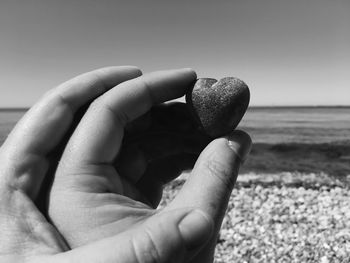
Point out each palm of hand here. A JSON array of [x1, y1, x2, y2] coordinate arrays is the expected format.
[[48, 104, 211, 259]]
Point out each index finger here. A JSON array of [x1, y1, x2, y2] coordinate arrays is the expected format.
[[0, 66, 142, 198], [60, 68, 197, 166]]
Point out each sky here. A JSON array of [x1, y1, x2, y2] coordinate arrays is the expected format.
[[0, 0, 349, 107]]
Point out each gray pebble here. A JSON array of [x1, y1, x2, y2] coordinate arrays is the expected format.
[[186, 77, 250, 137]]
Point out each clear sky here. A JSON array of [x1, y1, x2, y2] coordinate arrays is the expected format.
[[0, 0, 349, 107]]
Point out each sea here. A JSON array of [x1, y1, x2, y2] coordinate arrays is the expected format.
[[239, 107, 350, 144], [1, 107, 349, 145], [1, 107, 349, 176]]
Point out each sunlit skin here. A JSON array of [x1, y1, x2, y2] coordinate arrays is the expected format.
[[0, 67, 251, 263]]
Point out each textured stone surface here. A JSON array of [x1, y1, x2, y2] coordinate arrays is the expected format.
[[186, 77, 250, 137]]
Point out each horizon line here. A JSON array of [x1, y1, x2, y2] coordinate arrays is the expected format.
[[1, 105, 350, 111]]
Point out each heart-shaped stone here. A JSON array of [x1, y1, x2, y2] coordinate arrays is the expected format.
[[186, 77, 250, 138]]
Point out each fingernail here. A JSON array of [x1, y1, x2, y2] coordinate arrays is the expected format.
[[227, 130, 252, 163], [178, 210, 213, 250]]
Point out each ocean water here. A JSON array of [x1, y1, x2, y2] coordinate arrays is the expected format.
[[239, 107, 350, 144], [1, 107, 350, 146]]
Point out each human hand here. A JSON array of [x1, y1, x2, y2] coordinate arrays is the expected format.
[[0, 66, 251, 263], [0, 66, 142, 262]]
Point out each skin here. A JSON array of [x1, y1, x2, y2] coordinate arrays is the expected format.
[[0, 66, 252, 263]]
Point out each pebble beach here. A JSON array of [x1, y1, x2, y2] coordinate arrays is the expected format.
[[160, 173, 350, 263]]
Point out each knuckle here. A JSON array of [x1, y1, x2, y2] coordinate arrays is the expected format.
[[204, 156, 236, 189], [55, 93, 73, 111], [131, 228, 161, 263], [41, 88, 55, 100], [138, 78, 156, 104], [89, 98, 129, 126], [88, 97, 110, 115], [40, 88, 74, 113], [89, 71, 109, 92], [40, 88, 61, 106], [88, 97, 103, 110]]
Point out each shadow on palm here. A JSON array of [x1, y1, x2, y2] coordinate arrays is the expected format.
[[48, 103, 210, 248]]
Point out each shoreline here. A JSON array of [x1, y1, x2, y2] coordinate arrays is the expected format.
[[241, 141, 350, 177], [175, 171, 350, 189]]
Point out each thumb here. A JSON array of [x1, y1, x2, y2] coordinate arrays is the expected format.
[[165, 130, 251, 263], [167, 130, 252, 227], [49, 208, 213, 263]]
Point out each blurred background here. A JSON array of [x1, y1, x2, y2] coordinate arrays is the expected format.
[[1, 1, 350, 262]]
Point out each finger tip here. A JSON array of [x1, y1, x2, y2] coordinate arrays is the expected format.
[[103, 65, 143, 76], [226, 130, 252, 163], [122, 66, 143, 76], [180, 68, 197, 81]]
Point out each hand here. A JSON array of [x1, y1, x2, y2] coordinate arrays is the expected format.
[[0, 66, 251, 263]]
